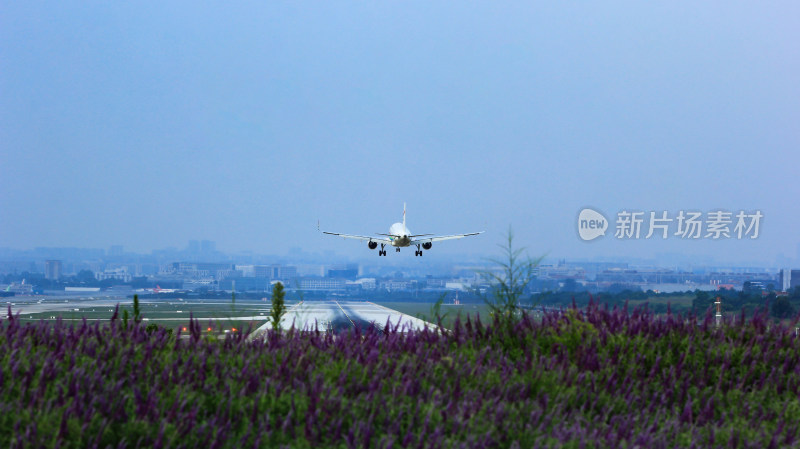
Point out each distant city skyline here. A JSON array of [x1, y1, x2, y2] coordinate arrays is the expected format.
[[2, 240, 788, 302], [2, 2, 798, 265], [2, 238, 798, 272]]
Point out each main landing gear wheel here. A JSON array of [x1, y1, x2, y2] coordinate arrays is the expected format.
[[379, 244, 386, 256], [415, 251, 422, 256]]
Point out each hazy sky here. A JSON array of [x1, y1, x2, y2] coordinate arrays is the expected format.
[[2, 1, 798, 264]]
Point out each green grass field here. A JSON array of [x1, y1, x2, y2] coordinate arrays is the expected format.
[[626, 294, 694, 308], [13, 298, 494, 333], [14, 298, 280, 333], [372, 301, 493, 328]]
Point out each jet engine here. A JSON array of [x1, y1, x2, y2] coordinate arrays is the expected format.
[[422, 242, 432, 250], [368, 241, 378, 250]]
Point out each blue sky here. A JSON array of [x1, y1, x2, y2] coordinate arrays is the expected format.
[[1, 1, 798, 264]]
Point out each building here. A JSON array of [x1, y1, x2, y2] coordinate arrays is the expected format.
[[445, 282, 468, 291], [381, 280, 417, 292], [425, 278, 447, 288], [166, 262, 235, 280], [45, 260, 62, 280], [253, 265, 274, 278], [233, 277, 270, 291], [280, 266, 298, 279], [781, 269, 791, 292], [350, 278, 377, 290], [201, 240, 216, 253], [95, 268, 132, 283], [253, 265, 297, 280], [298, 278, 346, 292], [236, 265, 255, 277], [327, 264, 359, 279], [779, 269, 800, 292]]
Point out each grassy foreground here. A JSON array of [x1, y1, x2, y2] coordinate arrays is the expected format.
[[2, 303, 800, 448]]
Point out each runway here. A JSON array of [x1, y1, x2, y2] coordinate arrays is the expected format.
[[252, 300, 433, 336], [3, 297, 125, 316], [3, 297, 435, 338]]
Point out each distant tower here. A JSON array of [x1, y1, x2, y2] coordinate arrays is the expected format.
[[780, 269, 793, 292], [45, 260, 62, 280], [201, 240, 216, 253], [714, 296, 722, 327]]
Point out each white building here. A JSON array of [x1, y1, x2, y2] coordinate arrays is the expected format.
[[96, 268, 132, 283], [350, 278, 377, 290]]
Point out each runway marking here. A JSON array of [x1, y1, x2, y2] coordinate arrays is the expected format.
[[246, 300, 437, 339], [365, 300, 436, 330], [334, 301, 356, 329], [250, 301, 304, 337]]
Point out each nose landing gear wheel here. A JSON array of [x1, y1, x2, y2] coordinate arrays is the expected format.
[[415, 251, 422, 256]]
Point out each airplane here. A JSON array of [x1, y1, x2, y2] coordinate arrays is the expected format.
[[138, 285, 178, 294], [5, 279, 25, 291], [320, 203, 483, 256]]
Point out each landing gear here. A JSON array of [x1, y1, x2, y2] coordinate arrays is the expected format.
[[415, 244, 423, 257], [379, 244, 386, 256], [396, 248, 400, 253]]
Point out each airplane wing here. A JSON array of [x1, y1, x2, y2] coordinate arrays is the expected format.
[[322, 231, 392, 243], [410, 232, 484, 244]]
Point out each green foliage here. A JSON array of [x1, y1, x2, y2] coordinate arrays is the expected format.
[[415, 293, 450, 328], [475, 226, 543, 318], [75, 269, 95, 283], [429, 293, 448, 323], [693, 289, 711, 312], [133, 293, 141, 323], [270, 281, 286, 331], [145, 323, 173, 336], [3, 304, 800, 447], [772, 295, 795, 319]]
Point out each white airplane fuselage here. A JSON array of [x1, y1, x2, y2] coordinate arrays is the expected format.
[[320, 203, 483, 257], [388, 222, 412, 247]]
